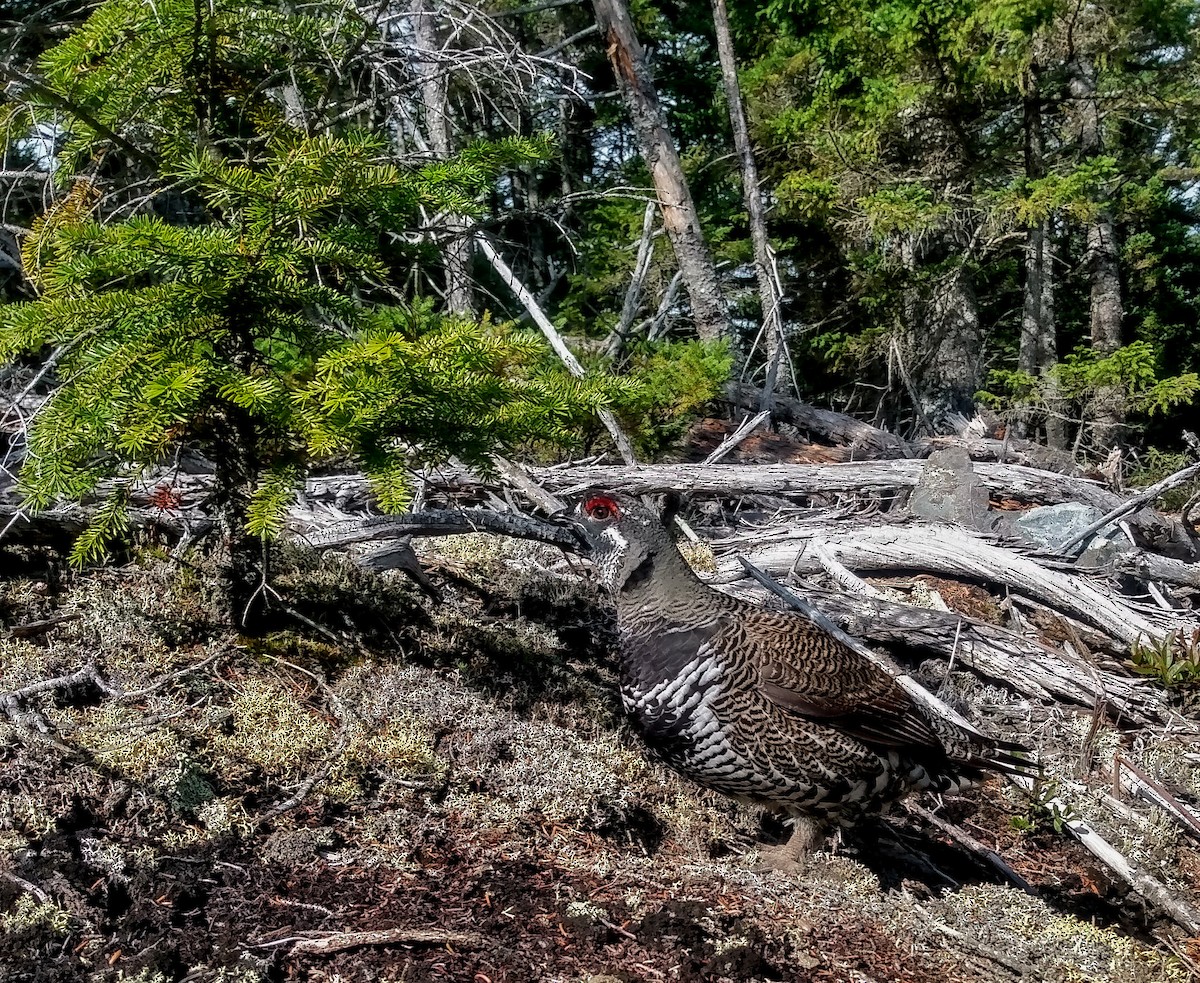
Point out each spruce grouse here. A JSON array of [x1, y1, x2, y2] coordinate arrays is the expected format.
[[570, 491, 1035, 861]]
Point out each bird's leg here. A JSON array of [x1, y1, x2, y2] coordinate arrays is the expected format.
[[755, 816, 825, 872]]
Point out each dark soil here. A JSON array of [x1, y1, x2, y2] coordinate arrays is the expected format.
[[0, 544, 1193, 983]]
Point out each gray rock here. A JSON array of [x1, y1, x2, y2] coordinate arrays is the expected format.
[[911, 447, 993, 531], [1012, 502, 1130, 562]]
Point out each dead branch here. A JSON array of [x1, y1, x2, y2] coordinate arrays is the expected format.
[[701, 409, 771, 465], [725, 383, 912, 457], [1060, 458, 1200, 553], [302, 508, 575, 551], [721, 523, 1177, 647], [1009, 774, 1200, 934], [476, 234, 638, 465], [1112, 551, 1200, 588], [250, 926, 486, 953]]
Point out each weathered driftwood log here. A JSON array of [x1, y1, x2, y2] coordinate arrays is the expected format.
[[724, 383, 913, 458], [714, 523, 1179, 647], [724, 383, 1081, 472], [300, 509, 577, 551], [4, 456, 1193, 554], [517, 460, 1122, 511], [1113, 551, 1200, 589]]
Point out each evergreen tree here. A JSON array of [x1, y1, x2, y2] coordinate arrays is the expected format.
[[738, 0, 1200, 448], [0, 0, 618, 620]]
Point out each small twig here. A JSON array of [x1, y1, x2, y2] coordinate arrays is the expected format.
[[938, 619, 963, 698], [809, 539, 888, 600], [250, 927, 486, 954], [701, 410, 770, 465], [253, 654, 352, 824], [910, 903, 1032, 978], [1059, 458, 1200, 554], [491, 454, 566, 514], [5, 613, 80, 639], [1, 871, 51, 904], [118, 649, 226, 699], [1113, 753, 1200, 841], [604, 200, 657, 360], [906, 802, 1034, 894], [889, 337, 937, 437]]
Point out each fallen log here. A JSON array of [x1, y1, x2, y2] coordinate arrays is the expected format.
[[4, 456, 1194, 557], [715, 523, 1181, 647], [724, 382, 913, 458]]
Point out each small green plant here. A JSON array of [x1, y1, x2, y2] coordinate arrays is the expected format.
[[1009, 780, 1079, 835], [1129, 629, 1200, 689]]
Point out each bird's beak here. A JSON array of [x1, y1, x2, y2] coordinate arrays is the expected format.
[[548, 507, 594, 553]]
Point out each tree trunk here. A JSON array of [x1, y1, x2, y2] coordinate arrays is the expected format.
[[1041, 221, 1068, 450], [1068, 50, 1124, 452], [592, 0, 730, 342], [1020, 64, 1065, 448], [710, 0, 785, 394], [900, 237, 983, 431], [412, 0, 473, 315]]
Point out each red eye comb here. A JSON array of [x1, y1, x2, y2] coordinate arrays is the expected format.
[[583, 494, 620, 521]]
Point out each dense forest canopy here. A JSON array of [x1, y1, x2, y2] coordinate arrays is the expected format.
[[1, 0, 1199, 587]]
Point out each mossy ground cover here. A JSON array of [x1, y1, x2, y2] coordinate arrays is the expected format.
[[0, 540, 1192, 982]]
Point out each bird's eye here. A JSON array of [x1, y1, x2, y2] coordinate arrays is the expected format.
[[584, 495, 619, 521]]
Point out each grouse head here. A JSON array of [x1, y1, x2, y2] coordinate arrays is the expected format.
[[571, 491, 684, 593]]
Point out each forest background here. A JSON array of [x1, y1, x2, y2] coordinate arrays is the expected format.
[[3, 0, 1200, 598], [5, 4, 1200, 980]]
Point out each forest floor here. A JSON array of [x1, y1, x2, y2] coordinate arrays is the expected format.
[[1, 534, 1197, 983]]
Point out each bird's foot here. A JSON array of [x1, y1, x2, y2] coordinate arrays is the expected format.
[[753, 843, 810, 874], [752, 818, 825, 874]]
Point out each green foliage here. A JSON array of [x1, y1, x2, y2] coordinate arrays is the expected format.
[[1, 133, 607, 541], [1129, 630, 1200, 690], [1009, 779, 1079, 835], [611, 339, 734, 456], [0, 1, 611, 572], [1055, 342, 1199, 416], [1, 0, 346, 178], [978, 342, 1199, 437], [1129, 449, 1200, 512]]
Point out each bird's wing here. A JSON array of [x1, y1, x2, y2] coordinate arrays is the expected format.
[[734, 607, 946, 755]]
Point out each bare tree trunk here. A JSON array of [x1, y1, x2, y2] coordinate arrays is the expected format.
[[412, 0, 473, 315], [1041, 221, 1068, 450], [900, 236, 983, 431], [1020, 64, 1064, 448], [592, 0, 730, 342], [710, 0, 785, 394], [924, 263, 984, 425], [1068, 50, 1124, 452]]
